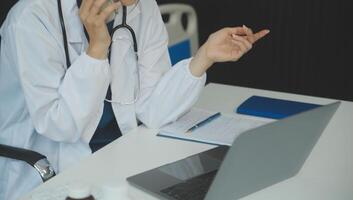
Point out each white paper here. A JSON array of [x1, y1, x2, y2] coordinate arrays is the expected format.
[[161, 108, 218, 134], [159, 108, 268, 146]]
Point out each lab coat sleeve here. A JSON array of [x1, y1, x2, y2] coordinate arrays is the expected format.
[[7, 16, 110, 143], [135, 5, 206, 128]]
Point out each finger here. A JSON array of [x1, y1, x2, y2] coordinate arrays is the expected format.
[[98, 2, 121, 22], [231, 34, 252, 51], [226, 42, 241, 54], [227, 27, 248, 36], [230, 40, 247, 56], [252, 29, 270, 43], [219, 44, 240, 62], [90, 0, 107, 16], [228, 45, 244, 61], [242, 25, 255, 43], [79, 0, 94, 20], [243, 25, 253, 35], [231, 49, 242, 61]]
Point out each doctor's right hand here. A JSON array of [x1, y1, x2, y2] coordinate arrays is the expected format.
[[79, 0, 121, 59], [189, 26, 269, 77]]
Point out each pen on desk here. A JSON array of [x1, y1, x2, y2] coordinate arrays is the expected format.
[[187, 112, 221, 132]]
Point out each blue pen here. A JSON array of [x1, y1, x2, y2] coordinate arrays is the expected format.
[[187, 112, 221, 132]]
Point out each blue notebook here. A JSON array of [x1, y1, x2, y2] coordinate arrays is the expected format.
[[236, 96, 321, 119]]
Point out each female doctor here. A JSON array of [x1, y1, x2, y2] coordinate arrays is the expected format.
[[0, 0, 269, 199]]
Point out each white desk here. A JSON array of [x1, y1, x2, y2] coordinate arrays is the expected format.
[[24, 83, 353, 199]]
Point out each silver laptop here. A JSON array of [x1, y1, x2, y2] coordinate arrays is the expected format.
[[127, 102, 340, 200]]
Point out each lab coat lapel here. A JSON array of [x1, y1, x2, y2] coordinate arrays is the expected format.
[[61, 0, 87, 61], [115, 3, 141, 25]]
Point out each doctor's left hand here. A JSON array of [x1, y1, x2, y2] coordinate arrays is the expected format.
[[190, 26, 270, 77], [79, 0, 121, 59]]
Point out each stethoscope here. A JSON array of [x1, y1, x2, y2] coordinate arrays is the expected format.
[[57, 0, 140, 105]]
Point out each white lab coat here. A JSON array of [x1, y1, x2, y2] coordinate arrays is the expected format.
[[0, 0, 206, 199]]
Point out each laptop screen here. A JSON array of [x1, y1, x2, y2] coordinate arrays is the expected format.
[[156, 146, 228, 181]]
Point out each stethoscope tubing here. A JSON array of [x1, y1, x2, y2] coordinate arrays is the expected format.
[[111, 6, 138, 54], [57, 0, 140, 105]]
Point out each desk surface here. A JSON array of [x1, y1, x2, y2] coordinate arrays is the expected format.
[[24, 83, 353, 200]]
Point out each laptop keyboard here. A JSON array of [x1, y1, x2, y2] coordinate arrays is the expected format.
[[160, 170, 218, 200]]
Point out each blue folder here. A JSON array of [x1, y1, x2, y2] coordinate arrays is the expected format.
[[236, 96, 321, 119]]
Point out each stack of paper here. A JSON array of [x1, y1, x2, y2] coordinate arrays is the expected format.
[[158, 108, 269, 146]]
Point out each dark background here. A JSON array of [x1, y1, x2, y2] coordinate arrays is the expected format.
[[158, 0, 353, 101], [2, 0, 353, 101]]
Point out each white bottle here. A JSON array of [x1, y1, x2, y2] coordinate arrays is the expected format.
[[66, 182, 95, 200]]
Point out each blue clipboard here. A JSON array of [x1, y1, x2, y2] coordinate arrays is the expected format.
[[235, 96, 321, 119]]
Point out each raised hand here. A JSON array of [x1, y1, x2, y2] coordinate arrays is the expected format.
[[190, 26, 269, 77], [79, 0, 121, 59]]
